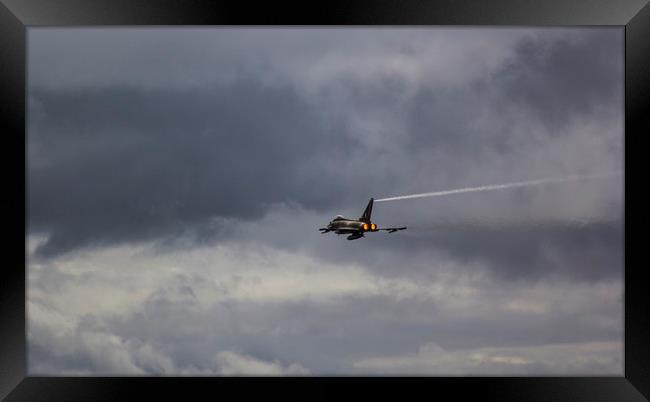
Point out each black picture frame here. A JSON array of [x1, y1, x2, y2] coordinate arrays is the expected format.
[[2, 0, 648, 400]]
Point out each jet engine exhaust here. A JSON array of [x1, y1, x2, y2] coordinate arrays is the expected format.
[[374, 172, 621, 203]]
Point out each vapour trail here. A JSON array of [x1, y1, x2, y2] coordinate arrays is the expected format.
[[374, 172, 621, 203]]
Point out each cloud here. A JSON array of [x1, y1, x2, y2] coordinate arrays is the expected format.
[[27, 27, 624, 375], [27, 83, 355, 257], [28, 28, 622, 260], [494, 29, 623, 131], [28, 306, 308, 376], [28, 236, 622, 374], [215, 351, 309, 375], [353, 340, 622, 375], [29, 301, 177, 375], [27, 28, 531, 91]]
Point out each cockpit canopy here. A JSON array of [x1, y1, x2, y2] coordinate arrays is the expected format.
[[332, 215, 346, 221]]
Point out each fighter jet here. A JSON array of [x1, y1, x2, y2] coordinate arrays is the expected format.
[[319, 198, 406, 240]]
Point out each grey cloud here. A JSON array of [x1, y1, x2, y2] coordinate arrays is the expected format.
[[353, 340, 622, 375], [27, 28, 528, 90], [28, 83, 361, 257], [28, 245, 622, 374], [27, 27, 624, 375], [205, 199, 623, 284], [362, 219, 623, 283], [495, 29, 623, 131], [28, 27, 623, 262]]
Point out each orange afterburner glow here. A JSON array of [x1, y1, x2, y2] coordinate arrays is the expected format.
[[371, 223, 377, 231], [363, 223, 369, 231]]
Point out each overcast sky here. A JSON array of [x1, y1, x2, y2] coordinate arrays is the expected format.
[[27, 27, 623, 375]]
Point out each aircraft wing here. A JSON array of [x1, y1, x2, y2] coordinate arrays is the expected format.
[[376, 227, 407, 233]]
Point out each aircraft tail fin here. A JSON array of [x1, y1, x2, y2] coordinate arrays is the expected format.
[[359, 198, 374, 223]]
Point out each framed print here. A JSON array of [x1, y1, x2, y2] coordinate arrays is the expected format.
[[1, 0, 649, 400]]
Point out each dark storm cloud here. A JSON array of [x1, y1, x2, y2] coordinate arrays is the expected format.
[[28, 82, 368, 257], [27, 28, 624, 376], [219, 203, 623, 284], [28, 28, 623, 261], [28, 28, 623, 277], [404, 28, 622, 161], [367, 220, 623, 282], [495, 29, 623, 130]]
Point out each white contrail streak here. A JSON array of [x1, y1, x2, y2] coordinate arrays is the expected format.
[[374, 172, 621, 203]]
